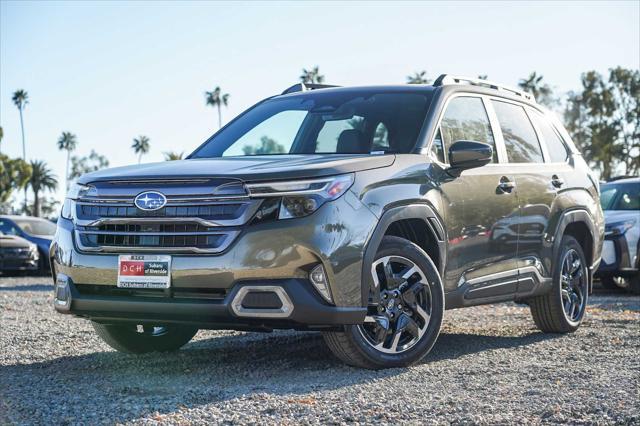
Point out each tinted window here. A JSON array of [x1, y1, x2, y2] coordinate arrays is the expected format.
[[372, 122, 390, 151], [13, 218, 57, 236], [192, 92, 432, 157], [530, 110, 568, 163], [492, 101, 544, 163], [223, 110, 306, 156], [600, 183, 640, 211], [315, 116, 365, 153], [438, 97, 496, 163]]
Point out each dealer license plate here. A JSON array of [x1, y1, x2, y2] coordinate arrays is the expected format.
[[117, 255, 171, 289]]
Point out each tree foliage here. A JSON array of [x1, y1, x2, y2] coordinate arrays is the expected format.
[[131, 135, 150, 163], [564, 67, 639, 179], [242, 136, 286, 155], [518, 72, 556, 106], [69, 150, 110, 180], [407, 71, 430, 84], [300, 66, 325, 84], [28, 160, 57, 217], [205, 86, 230, 129], [163, 151, 184, 161], [0, 154, 31, 203]]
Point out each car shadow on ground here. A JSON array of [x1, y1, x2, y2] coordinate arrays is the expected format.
[[1, 329, 564, 424], [0, 284, 53, 291]]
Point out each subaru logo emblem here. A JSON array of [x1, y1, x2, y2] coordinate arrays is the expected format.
[[134, 191, 167, 211]]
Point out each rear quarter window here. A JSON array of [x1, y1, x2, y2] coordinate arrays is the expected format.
[[530, 110, 569, 163], [492, 100, 544, 163]]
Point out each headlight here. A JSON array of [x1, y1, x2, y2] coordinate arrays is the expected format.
[[605, 219, 636, 236], [246, 174, 354, 219], [60, 183, 97, 219], [29, 245, 39, 259]]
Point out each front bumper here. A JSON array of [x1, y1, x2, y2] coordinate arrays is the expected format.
[[596, 234, 639, 277], [50, 192, 377, 326], [54, 274, 365, 329], [0, 257, 38, 271]]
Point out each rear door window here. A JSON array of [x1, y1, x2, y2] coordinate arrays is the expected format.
[[492, 100, 544, 163], [529, 110, 569, 163], [437, 96, 496, 163]]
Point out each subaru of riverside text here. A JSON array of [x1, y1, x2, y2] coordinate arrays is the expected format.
[[51, 75, 604, 368]]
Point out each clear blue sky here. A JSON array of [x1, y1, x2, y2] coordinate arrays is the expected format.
[[1, 1, 639, 202]]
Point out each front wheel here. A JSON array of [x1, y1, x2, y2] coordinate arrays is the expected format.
[[529, 235, 589, 333], [323, 236, 444, 369], [92, 322, 198, 354]]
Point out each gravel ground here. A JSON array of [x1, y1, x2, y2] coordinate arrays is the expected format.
[[1, 275, 638, 425]]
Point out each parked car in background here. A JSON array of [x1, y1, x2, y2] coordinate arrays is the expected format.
[[596, 177, 640, 294], [0, 215, 56, 274], [0, 231, 39, 274]]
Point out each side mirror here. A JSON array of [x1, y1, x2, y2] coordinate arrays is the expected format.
[[448, 140, 493, 172]]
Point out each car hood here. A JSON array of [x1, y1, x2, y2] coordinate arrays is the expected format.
[[604, 210, 639, 223], [78, 154, 396, 184], [0, 235, 33, 248]]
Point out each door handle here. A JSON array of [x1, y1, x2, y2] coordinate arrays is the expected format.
[[551, 175, 564, 188], [498, 176, 516, 193]]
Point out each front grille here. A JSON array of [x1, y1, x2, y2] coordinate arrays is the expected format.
[[73, 178, 260, 254], [0, 247, 32, 257], [77, 203, 246, 220]]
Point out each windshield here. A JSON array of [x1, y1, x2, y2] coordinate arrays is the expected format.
[[190, 91, 432, 158], [14, 218, 57, 236], [600, 183, 640, 211]]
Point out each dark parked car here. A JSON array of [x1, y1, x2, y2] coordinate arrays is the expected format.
[[51, 75, 604, 368], [0, 231, 39, 274], [0, 215, 56, 274], [596, 177, 639, 294]]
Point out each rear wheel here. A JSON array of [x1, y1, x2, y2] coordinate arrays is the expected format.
[[92, 322, 198, 354], [322, 236, 444, 369], [530, 235, 588, 333]]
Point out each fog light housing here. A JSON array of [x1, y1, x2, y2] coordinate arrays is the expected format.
[[54, 274, 71, 311], [310, 264, 333, 304]]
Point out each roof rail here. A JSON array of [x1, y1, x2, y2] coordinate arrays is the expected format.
[[281, 82, 340, 95], [433, 74, 536, 103]]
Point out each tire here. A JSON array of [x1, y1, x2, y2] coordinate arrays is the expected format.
[[322, 236, 444, 369], [600, 276, 620, 290], [92, 322, 198, 354], [529, 235, 589, 333]]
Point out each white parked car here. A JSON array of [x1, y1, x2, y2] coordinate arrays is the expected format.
[[596, 177, 640, 294]]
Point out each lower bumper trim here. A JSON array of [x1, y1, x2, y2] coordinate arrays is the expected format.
[[56, 277, 366, 328]]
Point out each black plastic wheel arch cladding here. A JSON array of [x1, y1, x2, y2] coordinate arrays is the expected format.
[[552, 209, 599, 294], [361, 204, 446, 306]]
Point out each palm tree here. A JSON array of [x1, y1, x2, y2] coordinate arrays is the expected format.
[[12, 89, 29, 210], [12, 90, 28, 160], [205, 87, 230, 129], [163, 151, 184, 161], [407, 71, 430, 84], [300, 66, 325, 84], [56, 131, 78, 190], [518, 72, 554, 105], [131, 135, 150, 163], [28, 160, 57, 217]]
